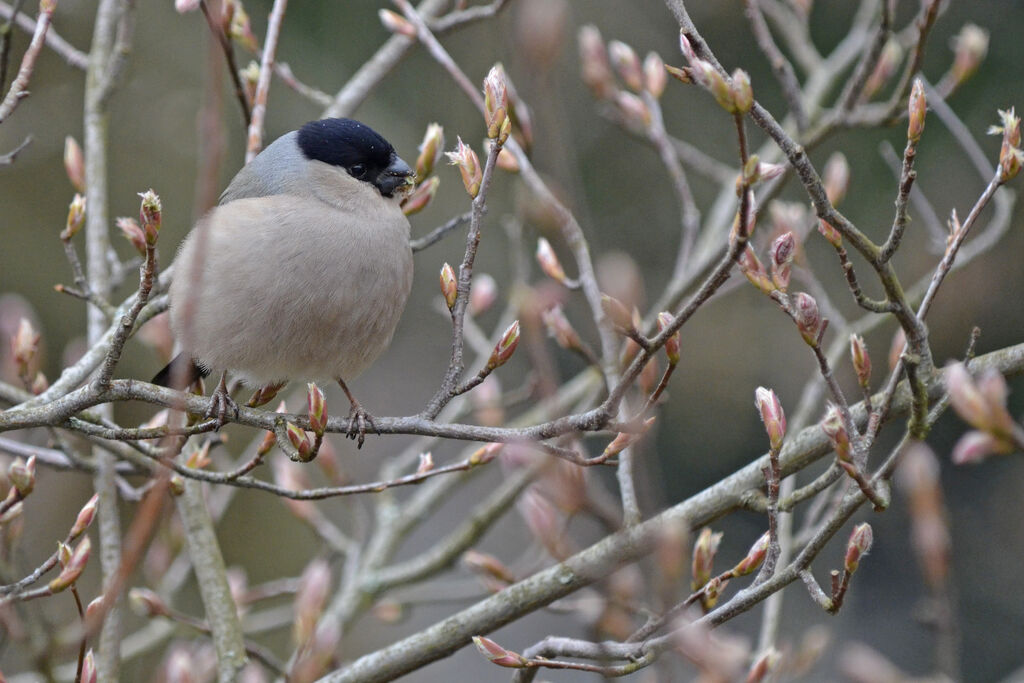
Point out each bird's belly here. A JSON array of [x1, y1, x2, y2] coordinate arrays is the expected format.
[[172, 202, 413, 386]]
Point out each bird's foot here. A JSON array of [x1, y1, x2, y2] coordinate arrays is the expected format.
[[338, 378, 380, 449], [205, 372, 238, 429], [345, 403, 378, 449]]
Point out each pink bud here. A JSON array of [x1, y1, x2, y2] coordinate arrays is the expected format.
[[991, 108, 1022, 182], [732, 531, 770, 576], [863, 39, 902, 99], [416, 452, 434, 474], [614, 91, 651, 130], [483, 65, 510, 141], [600, 294, 635, 333], [80, 650, 97, 683], [285, 422, 313, 461], [747, 648, 781, 683], [129, 587, 168, 616], [844, 522, 873, 573], [415, 123, 444, 183], [951, 430, 1009, 465], [907, 78, 926, 143], [256, 429, 276, 457], [602, 417, 655, 460], [7, 456, 35, 497], [70, 493, 99, 537], [446, 137, 482, 198], [185, 441, 211, 470], [823, 153, 850, 206], [463, 549, 516, 584], [63, 136, 85, 192], [821, 404, 852, 462], [536, 237, 567, 284], [692, 527, 722, 590], [578, 25, 616, 99], [643, 51, 667, 97], [755, 387, 786, 452], [817, 218, 843, 248], [307, 383, 327, 436], [61, 193, 87, 241], [850, 334, 872, 388], [950, 24, 988, 86], [469, 442, 503, 466], [657, 311, 681, 365], [541, 305, 583, 351], [486, 320, 520, 370], [439, 262, 458, 312], [793, 292, 822, 346], [11, 317, 39, 378], [738, 245, 773, 293], [378, 8, 415, 37], [117, 217, 147, 256], [608, 40, 643, 92], [472, 635, 528, 668], [293, 558, 331, 647], [730, 68, 753, 114], [401, 176, 439, 216], [769, 232, 795, 291], [469, 273, 498, 316], [49, 536, 91, 592], [138, 190, 162, 246]]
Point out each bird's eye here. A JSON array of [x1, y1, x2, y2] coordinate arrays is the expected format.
[[350, 163, 367, 179]]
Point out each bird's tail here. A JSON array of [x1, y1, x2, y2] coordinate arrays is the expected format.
[[151, 352, 208, 389]]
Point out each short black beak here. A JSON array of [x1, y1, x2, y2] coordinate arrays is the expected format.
[[376, 155, 414, 198]]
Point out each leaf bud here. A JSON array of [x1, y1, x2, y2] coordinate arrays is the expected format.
[[439, 262, 458, 312], [485, 320, 520, 370], [63, 136, 85, 192], [446, 137, 482, 198]]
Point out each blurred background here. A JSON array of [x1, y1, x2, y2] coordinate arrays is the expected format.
[[1, 0, 1023, 680]]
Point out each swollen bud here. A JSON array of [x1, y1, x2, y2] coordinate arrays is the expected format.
[[138, 190, 162, 246], [989, 108, 1022, 183], [732, 530, 770, 576], [307, 382, 327, 437], [61, 194, 87, 241], [578, 25, 616, 99], [8, 456, 35, 497], [536, 237, 567, 284], [485, 321, 520, 371], [600, 294, 635, 334], [738, 245, 773, 294], [643, 51, 667, 97], [415, 123, 445, 183], [844, 522, 873, 573], [63, 136, 86, 192], [769, 232, 795, 291], [378, 8, 415, 37], [907, 78, 926, 143], [446, 137, 483, 198], [950, 24, 988, 86], [793, 292, 823, 346], [657, 311, 681, 365], [401, 176, 439, 216], [483, 65, 510, 141], [49, 536, 91, 592], [472, 635, 528, 668], [823, 152, 850, 206], [850, 334, 872, 389], [117, 217, 147, 257], [692, 527, 722, 590], [730, 68, 753, 114], [285, 422, 313, 461], [821, 404, 852, 462], [70, 493, 99, 537], [608, 40, 643, 92], [754, 387, 786, 452], [541, 305, 583, 352], [439, 263, 458, 312], [11, 318, 40, 380]]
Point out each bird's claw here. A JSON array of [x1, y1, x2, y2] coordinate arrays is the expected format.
[[205, 375, 238, 429], [345, 404, 379, 449]]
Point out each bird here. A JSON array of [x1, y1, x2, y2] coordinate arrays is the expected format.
[[152, 117, 415, 446]]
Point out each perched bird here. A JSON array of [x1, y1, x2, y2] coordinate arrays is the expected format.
[[153, 118, 415, 445]]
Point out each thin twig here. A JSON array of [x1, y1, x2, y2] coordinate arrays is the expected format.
[[244, 0, 287, 163], [0, 0, 54, 124]]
